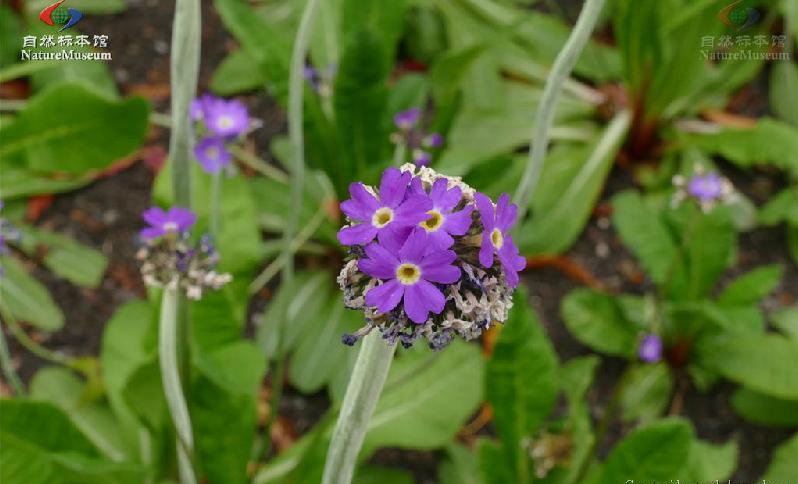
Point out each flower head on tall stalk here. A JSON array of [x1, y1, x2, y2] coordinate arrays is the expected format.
[[671, 164, 735, 213], [391, 107, 444, 167], [137, 206, 231, 300], [337, 164, 522, 350]]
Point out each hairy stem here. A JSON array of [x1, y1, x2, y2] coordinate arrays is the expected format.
[[159, 287, 196, 484], [513, 0, 607, 218], [322, 333, 397, 484]]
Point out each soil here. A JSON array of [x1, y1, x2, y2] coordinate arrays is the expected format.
[[3, 0, 796, 483]]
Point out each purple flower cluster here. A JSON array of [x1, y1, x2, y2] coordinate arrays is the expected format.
[[391, 107, 444, 167], [672, 165, 734, 213], [337, 164, 524, 350], [638, 334, 663, 363], [137, 206, 231, 300], [191, 94, 250, 174]]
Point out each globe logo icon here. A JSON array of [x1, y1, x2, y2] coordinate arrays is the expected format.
[[728, 7, 748, 26], [38, 0, 83, 31], [51, 6, 70, 25], [718, 1, 761, 31]]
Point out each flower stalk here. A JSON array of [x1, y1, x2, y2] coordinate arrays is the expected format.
[[158, 286, 196, 484], [322, 332, 397, 484], [513, 0, 607, 218]]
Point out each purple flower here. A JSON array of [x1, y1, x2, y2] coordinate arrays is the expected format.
[[194, 136, 231, 173], [424, 133, 443, 148], [190, 94, 213, 121], [140, 206, 197, 240], [394, 107, 421, 131], [687, 173, 723, 202], [413, 149, 432, 167], [203, 97, 249, 138], [474, 192, 526, 287], [639, 334, 663, 363], [410, 178, 473, 250], [359, 230, 460, 323], [338, 168, 431, 247]]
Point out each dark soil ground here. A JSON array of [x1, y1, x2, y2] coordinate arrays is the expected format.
[[3, 0, 797, 482]]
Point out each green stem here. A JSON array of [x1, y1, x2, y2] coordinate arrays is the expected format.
[[228, 145, 289, 184], [513, 0, 607, 218], [392, 141, 407, 166], [210, 171, 221, 237], [0, 319, 24, 395], [159, 287, 196, 484], [261, 355, 286, 459], [322, 332, 397, 484]]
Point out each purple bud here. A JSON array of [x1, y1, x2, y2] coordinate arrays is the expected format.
[[413, 149, 432, 167], [687, 173, 724, 202], [394, 107, 421, 130], [639, 334, 663, 363], [424, 132, 443, 148]]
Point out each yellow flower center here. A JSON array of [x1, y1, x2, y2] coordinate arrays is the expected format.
[[396, 263, 421, 285], [206, 147, 219, 159], [372, 207, 394, 228], [420, 209, 444, 232], [218, 116, 233, 129], [491, 228, 504, 249]]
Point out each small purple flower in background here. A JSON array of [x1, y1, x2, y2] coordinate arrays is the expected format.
[[474, 193, 526, 288], [424, 133, 443, 149], [639, 334, 663, 363], [410, 178, 473, 249], [194, 137, 231, 174], [137, 206, 230, 300], [140, 206, 197, 240], [413, 149, 432, 167], [190, 93, 213, 121], [337, 164, 520, 350], [304, 63, 337, 96], [337, 167, 431, 247], [359, 230, 460, 324], [672, 165, 734, 212], [393, 107, 421, 131], [203, 97, 249, 138]]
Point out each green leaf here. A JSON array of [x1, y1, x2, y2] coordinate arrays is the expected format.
[[683, 439, 738, 482], [354, 466, 414, 484], [30, 367, 133, 461], [688, 118, 798, 178], [732, 387, 798, 426], [439, 443, 482, 484], [763, 433, 798, 481], [334, 29, 390, 180], [517, 111, 630, 255], [619, 363, 674, 423], [211, 49, 265, 96], [486, 289, 559, 482], [477, 438, 515, 484], [340, 0, 407, 61], [17, 224, 108, 288], [364, 340, 483, 451], [759, 188, 798, 226], [0, 83, 148, 175], [612, 191, 676, 285], [773, 306, 798, 340], [0, 256, 64, 331], [771, 60, 798, 126], [600, 418, 692, 483], [717, 265, 783, 306], [697, 333, 798, 400], [561, 289, 639, 358]]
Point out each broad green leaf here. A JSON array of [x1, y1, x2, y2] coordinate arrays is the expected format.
[[561, 288, 639, 358], [688, 118, 798, 178], [697, 333, 798, 400], [763, 433, 798, 482], [613, 0, 664, 106], [0, 256, 64, 331], [0, 5, 22, 67], [612, 191, 676, 285], [0, 83, 148, 175], [619, 363, 674, 423], [773, 306, 798, 340], [334, 29, 390, 182], [120, 360, 165, 433], [717, 265, 783, 306], [554, 356, 599, 484], [440, 443, 482, 484], [759, 188, 798, 226], [211, 49, 265, 96], [477, 438, 515, 484], [17, 224, 108, 288], [486, 290, 558, 482], [30, 367, 133, 461], [732, 387, 798, 426], [364, 340, 483, 451], [340, 0, 407, 61], [771, 61, 798, 126], [517, 111, 630, 255], [683, 439, 738, 482], [600, 418, 692, 483], [354, 466, 414, 484]]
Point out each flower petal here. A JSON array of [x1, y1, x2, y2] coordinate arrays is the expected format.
[[365, 280, 404, 314], [349, 182, 379, 212], [442, 205, 473, 236], [142, 206, 167, 227], [140, 227, 164, 240], [337, 223, 377, 246], [394, 195, 433, 226], [474, 192, 495, 231], [479, 232, 494, 268], [421, 262, 460, 284], [379, 168, 409, 207], [435, 182, 461, 212], [404, 280, 445, 323], [496, 194, 518, 231], [398, 229, 427, 263], [340, 199, 374, 222]]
